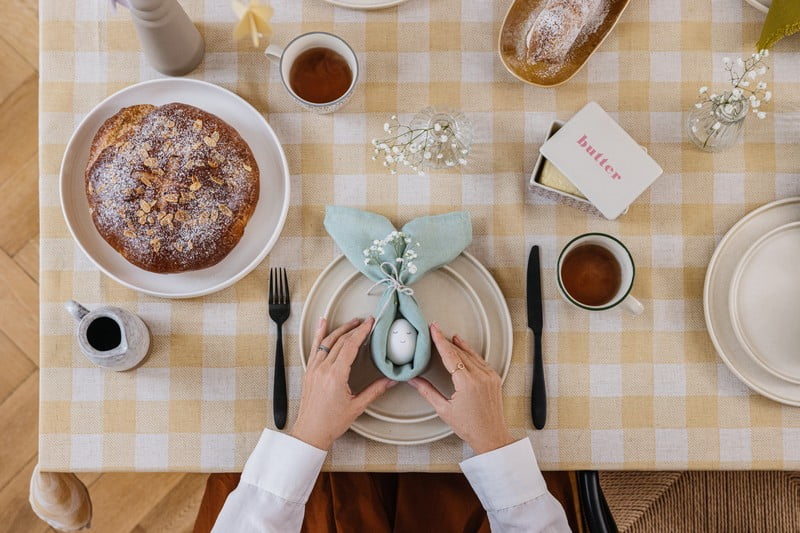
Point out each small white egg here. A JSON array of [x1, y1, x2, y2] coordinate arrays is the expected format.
[[386, 318, 416, 365]]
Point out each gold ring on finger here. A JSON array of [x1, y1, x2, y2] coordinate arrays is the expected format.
[[450, 362, 466, 374]]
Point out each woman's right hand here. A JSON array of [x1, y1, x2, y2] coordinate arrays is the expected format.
[[409, 323, 515, 455]]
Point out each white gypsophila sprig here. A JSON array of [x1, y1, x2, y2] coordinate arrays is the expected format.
[[693, 50, 771, 149], [371, 115, 469, 175], [697, 50, 771, 119], [363, 231, 421, 276]]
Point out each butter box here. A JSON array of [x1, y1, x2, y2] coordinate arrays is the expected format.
[[530, 102, 663, 220]]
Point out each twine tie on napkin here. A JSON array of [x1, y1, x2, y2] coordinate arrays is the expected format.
[[367, 262, 416, 323], [324, 206, 472, 381]]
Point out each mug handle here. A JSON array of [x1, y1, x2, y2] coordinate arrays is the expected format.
[[264, 43, 283, 63], [620, 294, 644, 316]]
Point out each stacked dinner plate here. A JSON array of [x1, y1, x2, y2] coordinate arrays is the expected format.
[[704, 198, 800, 406], [300, 253, 513, 445]]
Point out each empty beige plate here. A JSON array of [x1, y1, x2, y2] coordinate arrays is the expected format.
[[729, 222, 800, 384], [498, 0, 631, 87], [704, 197, 800, 406], [299, 253, 513, 445], [324, 265, 491, 424]]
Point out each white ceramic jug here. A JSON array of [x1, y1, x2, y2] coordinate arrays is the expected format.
[[65, 300, 151, 371]]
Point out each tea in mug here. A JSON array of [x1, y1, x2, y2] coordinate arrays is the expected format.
[[289, 47, 353, 104]]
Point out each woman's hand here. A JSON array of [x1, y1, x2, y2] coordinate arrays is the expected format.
[[410, 323, 514, 455], [291, 317, 397, 451]]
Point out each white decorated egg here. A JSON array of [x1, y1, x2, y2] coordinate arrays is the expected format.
[[387, 318, 417, 365]]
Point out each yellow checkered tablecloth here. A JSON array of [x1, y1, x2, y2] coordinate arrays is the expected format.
[[39, 0, 800, 472]]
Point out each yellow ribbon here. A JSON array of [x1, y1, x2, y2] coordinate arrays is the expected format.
[[232, 0, 274, 48]]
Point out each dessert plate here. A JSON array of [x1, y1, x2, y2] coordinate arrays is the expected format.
[[323, 0, 407, 9], [729, 222, 800, 384], [499, 0, 631, 87], [704, 198, 800, 406], [60, 78, 290, 298], [323, 265, 491, 424], [300, 253, 513, 445]]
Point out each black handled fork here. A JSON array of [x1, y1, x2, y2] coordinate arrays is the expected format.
[[268, 268, 290, 429]]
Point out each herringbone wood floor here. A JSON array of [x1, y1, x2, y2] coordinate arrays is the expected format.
[[0, 1, 207, 531]]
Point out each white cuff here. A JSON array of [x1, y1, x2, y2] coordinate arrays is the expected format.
[[240, 429, 328, 504], [459, 438, 549, 512]]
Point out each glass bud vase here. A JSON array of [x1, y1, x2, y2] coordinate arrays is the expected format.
[[686, 99, 749, 153], [409, 107, 473, 170]]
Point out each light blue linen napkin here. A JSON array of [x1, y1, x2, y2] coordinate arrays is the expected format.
[[324, 206, 472, 381]]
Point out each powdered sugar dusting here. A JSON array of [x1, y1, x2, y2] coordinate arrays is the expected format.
[[86, 103, 259, 273]]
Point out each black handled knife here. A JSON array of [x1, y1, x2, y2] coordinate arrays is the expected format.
[[527, 245, 546, 429]]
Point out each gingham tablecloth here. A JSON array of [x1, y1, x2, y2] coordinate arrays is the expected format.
[[39, 0, 800, 472]]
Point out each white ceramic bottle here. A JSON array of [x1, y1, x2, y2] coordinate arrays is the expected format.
[[127, 0, 204, 76]]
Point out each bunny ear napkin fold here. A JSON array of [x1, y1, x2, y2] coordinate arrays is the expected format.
[[324, 206, 473, 381]]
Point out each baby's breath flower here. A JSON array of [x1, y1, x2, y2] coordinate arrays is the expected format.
[[757, 111, 766, 119], [712, 122, 721, 130], [764, 91, 772, 102], [699, 86, 708, 94]]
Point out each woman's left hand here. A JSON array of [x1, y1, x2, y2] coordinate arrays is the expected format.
[[291, 316, 397, 451]]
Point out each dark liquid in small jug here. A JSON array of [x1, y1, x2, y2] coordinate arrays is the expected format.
[[86, 316, 122, 351], [561, 244, 622, 307], [289, 47, 353, 104]]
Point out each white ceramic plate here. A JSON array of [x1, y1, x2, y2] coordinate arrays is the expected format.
[[59, 78, 290, 298], [324, 0, 408, 10], [300, 253, 513, 445], [704, 197, 800, 406], [729, 222, 800, 383], [744, 0, 771, 14], [323, 265, 491, 424]]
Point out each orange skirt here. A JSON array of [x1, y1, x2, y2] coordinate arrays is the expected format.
[[194, 471, 581, 533]]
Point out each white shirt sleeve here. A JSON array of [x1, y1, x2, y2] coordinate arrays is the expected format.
[[212, 429, 327, 533], [460, 439, 572, 533]]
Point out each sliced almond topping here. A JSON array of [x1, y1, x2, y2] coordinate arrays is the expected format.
[[160, 213, 174, 227], [207, 159, 219, 168], [193, 119, 203, 131], [242, 163, 252, 172], [211, 130, 220, 142], [210, 175, 224, 185], [126, 220, 135, 231], [123, 229, 136, 238], [138, 147, 150, 159], [180, 191, 195, 203], [150, 238, 161, 253], [88, 183, 94, 195], [166, 120, 175, 128], [191, 141, 201, 150], [203, 135, 217, 148], [147, 215, 155, 225], [95, 183, 106, 194], [163, 193, 179, 203], [199, 211, 210, 224], [189, 176, 202, 191], [138, 173, 152, 187], [142, 141, 152, 151], [139, 200, 151, 213], [210, 208, 219, 222], [173, 241, 184, 252], [219, 204, 233, 217], [146, 228, 155, 236], [152, 168, 164, 177], [135, 186, 145, 194], [186, 240, 194, 251], [123, 188, 134, 196], [138, 215, 147, 224], [149, 199, 157, 207], [143, 157, 158, 168]]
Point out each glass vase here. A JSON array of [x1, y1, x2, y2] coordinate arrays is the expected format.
[[409, 107, 473, 170], [686, 99, 749, 153]]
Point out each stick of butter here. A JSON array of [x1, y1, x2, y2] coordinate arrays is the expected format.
[[538, 159, 586, 199]]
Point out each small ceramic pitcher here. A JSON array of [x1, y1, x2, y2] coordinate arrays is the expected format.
[[65, 300, 150, 371]]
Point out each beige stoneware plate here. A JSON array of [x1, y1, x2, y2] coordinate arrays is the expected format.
[[729, 221, 800, 384], [704, 197, 800, 406], [498, 0, 631, 87], [323, 265, 491, 424], [323, 0, 407, 9], [59, 78, 290, 298], [300, 253, 513, 445]]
